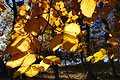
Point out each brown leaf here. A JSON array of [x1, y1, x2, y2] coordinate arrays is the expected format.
[[50, 34, 63, 51], [63, 41, 78, 51], [24, 18, 40, 36]]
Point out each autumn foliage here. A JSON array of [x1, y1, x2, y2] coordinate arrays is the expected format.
[[0, 0, 120, 79]]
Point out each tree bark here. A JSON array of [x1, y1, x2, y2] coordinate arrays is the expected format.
[[86, 25, 96, 80], [53, 64, 60, 80]]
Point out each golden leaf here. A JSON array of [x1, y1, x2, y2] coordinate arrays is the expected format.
[[25, 5, 30, 11], [39, 60, 50, 71], [17, 38, 31, 52], [45, 56, 61, 66], [21, 54, 36, 66], [86, 56, 93, 62], [63, 33, 78, 44], [50, 34, 63, 51], [80, 0, 96, 18], [19, 10, 26, 16], [93, 48, 107, 63], [64, 23, 80, 37], [6, 53, 28, 68], [25, 66, 39, 77], [13, 66, 29, 78], [32, 64, 45, 72], [11, 33, 19, 39], [2, 35, 28, 56], [54, 28, 63, 34]]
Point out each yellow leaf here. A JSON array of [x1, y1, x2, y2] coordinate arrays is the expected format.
[[6, 53, 27, 68], [86, 56, 93, 62], [39, 60, 50, 71], [25, 66, 39, 77], [13, 66, 29, 78], [54, 28, 63, 34], [45, 56, 61, 65], [93, 48, 107, 63], [63, 33, 78, 44], [50, 34, 63, 51], [25, 5, 30, 11], [64, 23, 80, 37], [110, 54, 114, 59], [69, 43, 78, 52], [11, 33, 19, 39], [80, 0, 96, 18], [21, 54, 36, 66], [32, 64, 45, 72], [19, 10, 26, 16], [72, 15, 78, 20], [17, 38, 31, 52]]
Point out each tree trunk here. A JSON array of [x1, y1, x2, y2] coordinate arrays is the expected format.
[[86, 25, 96, 80], [53, 64, 60, 80]]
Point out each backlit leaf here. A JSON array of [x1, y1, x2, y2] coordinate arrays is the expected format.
[[25, 65, 39, 77], [64, 23, 80, 37], [86, 56, 93, 62], [39, 60, 50, 71], [6, 53, 28, 68], [80, 0, 96, 18], [13, 66, 29, 78], [63, 33, 78, 44], [21, 54, 36, 66]]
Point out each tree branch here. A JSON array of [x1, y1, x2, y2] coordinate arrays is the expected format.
[[12, 0, 17, 30]]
